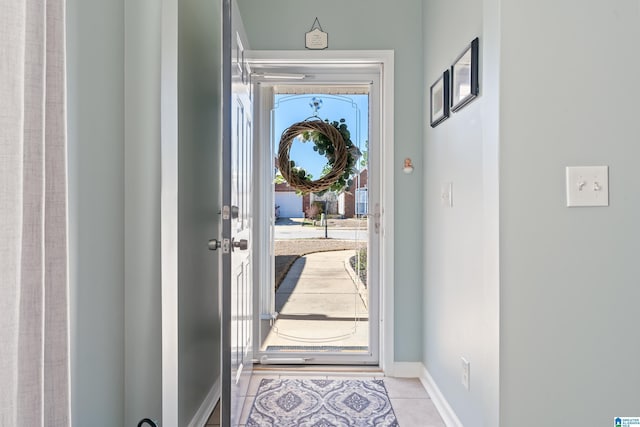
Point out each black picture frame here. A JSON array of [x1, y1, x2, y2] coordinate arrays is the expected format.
[[451, 37, 479, 112], [430, 69, 450, 128]]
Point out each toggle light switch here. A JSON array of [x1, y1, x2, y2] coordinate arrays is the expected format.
[[566, 166, 609, 207]]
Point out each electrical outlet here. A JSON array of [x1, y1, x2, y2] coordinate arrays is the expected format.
[[461, 357, 470, 390], [441, 182, 453, 207]]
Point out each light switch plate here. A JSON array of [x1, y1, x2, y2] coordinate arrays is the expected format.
[[566, 166, 609, 207]]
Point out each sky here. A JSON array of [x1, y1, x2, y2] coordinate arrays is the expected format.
[[273, 93, 369, 179]]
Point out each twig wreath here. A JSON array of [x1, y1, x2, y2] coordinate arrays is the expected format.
[[277, 117, 359, 194]]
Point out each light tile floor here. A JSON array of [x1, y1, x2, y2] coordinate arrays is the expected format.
[[206, 374, 445, 427]]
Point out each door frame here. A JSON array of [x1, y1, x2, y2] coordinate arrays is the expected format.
[[160, 0, 179, 424], [247, 50, 395, 373]]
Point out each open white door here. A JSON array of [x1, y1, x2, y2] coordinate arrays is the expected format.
[[160, 1, 251, 425], [220, 1, 254, 424]]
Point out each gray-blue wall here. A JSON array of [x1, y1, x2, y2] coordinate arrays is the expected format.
[[423, 0, 640, 425], [423, 0, 500, 424], [67, 0, 221, 425], [124, 0, 163, 424], [499, 0, 640, 425], [237, 0, 425, 362], [177, 0, 222, 425], [67, 0, 126, 424]]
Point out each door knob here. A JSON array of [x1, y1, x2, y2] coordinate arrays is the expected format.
[[208, 239, 221, 251], [232, 238, 248, 251]]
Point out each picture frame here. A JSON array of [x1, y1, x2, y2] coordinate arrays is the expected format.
[[451, 37, 479, 112], [430, 69, 450, 128]]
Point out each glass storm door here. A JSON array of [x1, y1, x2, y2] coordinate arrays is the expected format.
[[256, 84, 381, 366]]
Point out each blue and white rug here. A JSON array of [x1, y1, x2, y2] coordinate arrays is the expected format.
[[246, 378, 399, 427]]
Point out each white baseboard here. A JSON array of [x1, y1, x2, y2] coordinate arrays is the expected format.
[[419, 365, 463, 427], [187, 378, 220, 427], [390, 362, 423, 377]]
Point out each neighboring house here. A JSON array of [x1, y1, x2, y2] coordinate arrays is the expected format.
[[309, 191, 338, 216], [276, 181, 354, 219], [338, 168, 368, 218], [274, 182, 309, 218]]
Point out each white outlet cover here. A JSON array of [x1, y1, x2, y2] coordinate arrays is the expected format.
[[461, 357, 470, 390], [441, 182, 453, 207], [566, 166, 609, 207]]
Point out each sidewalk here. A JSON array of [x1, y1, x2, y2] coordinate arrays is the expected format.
[[276, 217, 368, 228], [274, 225, 368, 241], [262, 250, 369, 351]]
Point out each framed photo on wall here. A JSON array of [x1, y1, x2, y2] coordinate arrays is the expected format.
[[430, 69, 450, 128], [451, 37, 479, 112]]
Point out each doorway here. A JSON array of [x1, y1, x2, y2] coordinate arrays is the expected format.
[[248, 51, 395, 369], [266, 90, 375, 364]]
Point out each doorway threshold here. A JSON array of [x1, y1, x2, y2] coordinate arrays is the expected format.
[[253, 364, 384, 376], [265, 345, 369, 352]]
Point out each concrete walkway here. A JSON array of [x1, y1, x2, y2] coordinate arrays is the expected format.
[[262, 250, 369, 350]]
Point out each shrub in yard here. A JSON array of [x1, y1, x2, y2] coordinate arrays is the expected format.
[[306, 201, 324, 220], [350, 247, 367, 286]]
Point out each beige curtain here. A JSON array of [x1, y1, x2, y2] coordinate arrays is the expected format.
[[0, 0, 70, 425]]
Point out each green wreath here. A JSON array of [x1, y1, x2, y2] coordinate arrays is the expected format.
[[277, 118, 360, 195]]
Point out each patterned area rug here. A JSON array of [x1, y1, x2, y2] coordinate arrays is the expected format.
[[246, 378, 399, 427]]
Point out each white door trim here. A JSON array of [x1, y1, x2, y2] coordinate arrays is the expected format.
[[247, 50, 395, 374], [160, 0, 179, 424]]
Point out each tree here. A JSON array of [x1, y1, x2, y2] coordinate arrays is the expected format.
[[359, 140, 369, 169]]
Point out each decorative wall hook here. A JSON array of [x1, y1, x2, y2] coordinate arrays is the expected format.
[[403, 158, 414, 174]]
